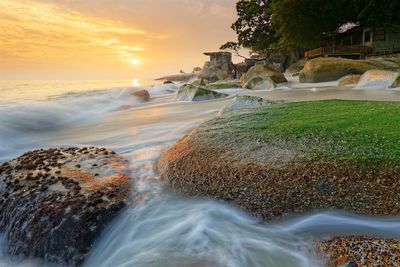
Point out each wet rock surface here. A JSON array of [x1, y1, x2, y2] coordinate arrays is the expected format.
[[317, 236, 400, 267], [132, 89, 150, 101], [0, 147, 132, 266]]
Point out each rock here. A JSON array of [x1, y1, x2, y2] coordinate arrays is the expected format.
[[286, 58, 307, 75], [0, 147, 132, 266], [217, 96, 283, 116], [235, 62, 249, 79], [338, 75, 361, 86], [158, 100, 400, 220], [391, 76, 400, 88], [299, 57, 400, 83], [198, 62, 231, 83], [243, 76, 275, 90], [163, 80, 174, 84], [176, 84, 228, 102], [155, 73, 196, 82], [190, 79, 207, 87], [316, 236, 400, 267], [355, 70, 399, 89], [240, 65, 287, 89], [132, 89, 150, 101]]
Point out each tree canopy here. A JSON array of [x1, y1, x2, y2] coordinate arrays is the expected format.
[[221, 0, 400, 54]]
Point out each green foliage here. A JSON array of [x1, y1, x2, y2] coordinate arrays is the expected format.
[[226, 0, 400, 52]]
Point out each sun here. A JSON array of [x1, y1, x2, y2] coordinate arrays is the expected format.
[[129, 59, 141, 65]]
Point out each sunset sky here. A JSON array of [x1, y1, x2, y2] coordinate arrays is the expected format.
[[0, 0, 240, 80]]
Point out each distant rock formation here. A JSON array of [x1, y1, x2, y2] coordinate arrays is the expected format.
[[155, 73, 196, 82], [0, 147, 132, 266]]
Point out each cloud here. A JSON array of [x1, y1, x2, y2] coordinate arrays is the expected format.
[[0, 0, 150, 65]]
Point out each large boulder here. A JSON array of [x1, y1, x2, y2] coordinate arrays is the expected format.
[[299, 57, 400, 83], [176, 84, 228, 101], [243, 76, 276, 90], [317, 236, 400, 267], [0, 147, 131, 266], [355, 70, 399, 89], [158, 100, 400, 221], [240, 65, 287, 89]]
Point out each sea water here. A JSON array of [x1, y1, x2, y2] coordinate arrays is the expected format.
[[1, 80, 400, 267]]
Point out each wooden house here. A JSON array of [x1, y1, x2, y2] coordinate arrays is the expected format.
[[305, 26, 400, 59]]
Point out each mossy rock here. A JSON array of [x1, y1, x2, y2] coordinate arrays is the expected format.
[[204, 81, 242, 90], [299, 57, 400, 83], [159, 100, 400, 220]]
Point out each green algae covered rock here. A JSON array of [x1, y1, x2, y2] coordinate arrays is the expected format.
[[159, 100, 400, 220]]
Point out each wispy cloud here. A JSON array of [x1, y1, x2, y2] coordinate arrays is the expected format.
[[0, 0, 149, 64]]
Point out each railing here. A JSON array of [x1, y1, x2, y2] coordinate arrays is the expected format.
[[304, 47, 323, 58], [305, 45, 373, 58]]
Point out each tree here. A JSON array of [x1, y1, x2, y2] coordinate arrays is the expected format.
[[220, 0, 277, 56], [271, 0, 358, 47], [223, 0, 400, 54]]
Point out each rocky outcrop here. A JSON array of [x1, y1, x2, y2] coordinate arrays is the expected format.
[[355, 70, 399, 89], [198, 61, 232, 83], [338, 75, 361, 86], [132, 89, 150, 101], [158, 100, 400, 220], [299, 57, 400, 83], [0, 147, 132, 266], [317, 236, 400, 267], [217, 95, 283, 116], [176, 84, 228, 101], [240, 65, 287, 90]]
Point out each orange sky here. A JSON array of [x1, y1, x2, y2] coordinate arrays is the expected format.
[[0, 0, 241, 80]]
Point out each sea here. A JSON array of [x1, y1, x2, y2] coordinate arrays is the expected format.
[[1, 79, 400, 267]]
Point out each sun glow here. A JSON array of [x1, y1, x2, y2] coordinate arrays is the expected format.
[[129, 59, 141, 65], [131, 79, 140, 87]]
